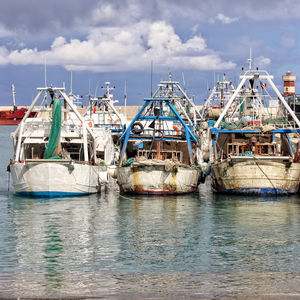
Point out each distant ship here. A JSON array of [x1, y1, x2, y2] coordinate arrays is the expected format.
[[0, 84, 36, 125]]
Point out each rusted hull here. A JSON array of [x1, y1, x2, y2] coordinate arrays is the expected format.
[[117, 164, 200, 195], [211, 159, 300, 195]]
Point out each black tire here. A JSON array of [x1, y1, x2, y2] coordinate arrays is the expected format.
[[131, 122, 143, 135]]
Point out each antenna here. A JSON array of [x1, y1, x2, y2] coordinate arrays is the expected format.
[[182, 72, 186, 93], [248, 48, 252, 74], [44, 57, 47, 87], [150, 60, 153, 97], [124, 80, 127, 117], [70, 71, 73, 94]]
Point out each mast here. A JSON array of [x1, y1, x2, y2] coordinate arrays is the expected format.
[[150, 60, 153, 97], [124, 80, 127, 118], [11, 84, 16, 108], [248, 48, 252, 75]]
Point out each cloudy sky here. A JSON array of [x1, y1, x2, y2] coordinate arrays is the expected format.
[[0, 0, 299, 106]]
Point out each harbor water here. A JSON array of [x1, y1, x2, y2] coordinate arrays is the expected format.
[[0, 126, 300, 299]]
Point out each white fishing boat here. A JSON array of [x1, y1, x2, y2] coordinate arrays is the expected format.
[[84, 81, 127, 180], [117, 76, 207, 195], [8, 86, 115, 197], [85, 82, 126, 135], [201, 74, 235, 122], [210, 55, 300, 195]]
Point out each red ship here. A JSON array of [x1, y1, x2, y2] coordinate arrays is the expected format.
[[0, 84, 37, 125]]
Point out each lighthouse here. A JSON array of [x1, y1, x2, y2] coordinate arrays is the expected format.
[[282, 71, 296, 96]]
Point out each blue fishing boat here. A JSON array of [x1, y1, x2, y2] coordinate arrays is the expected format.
[[117, 91, 207, 194]]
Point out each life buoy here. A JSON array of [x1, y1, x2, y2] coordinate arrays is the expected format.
[[173, 125, 180, 135]]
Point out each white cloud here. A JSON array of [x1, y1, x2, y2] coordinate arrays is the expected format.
[[210, 13, 239, 24], [254, 56, 271, 68], [0, 21, 235, 72]]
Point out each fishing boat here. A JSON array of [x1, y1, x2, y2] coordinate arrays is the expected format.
[[117, 76, 207, 195], [8, 86, 115, 197], [201, 74, 235, 123], [210, 57, 300, 195], [151, 72, 202, 127], [85, 82, 126, 138], [0, 84, 36, 125], [84, 81, 127, 180]]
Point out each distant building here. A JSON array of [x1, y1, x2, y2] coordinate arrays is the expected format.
[[282, 71, 296, 96], [282, 71, 300, 121]]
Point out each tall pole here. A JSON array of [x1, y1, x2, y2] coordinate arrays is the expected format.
[[124, 80, 127, 118], [70, 71, 73, 95], [44, 57, 47, 87], [12, 84, 16, 108], [150, 60, 153, 97]]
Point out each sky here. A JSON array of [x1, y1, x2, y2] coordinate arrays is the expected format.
[[0, 0, 300, 106]]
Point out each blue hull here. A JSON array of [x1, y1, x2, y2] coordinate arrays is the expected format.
[[214, 187, 298, 195], [17, 191, 91, 198]]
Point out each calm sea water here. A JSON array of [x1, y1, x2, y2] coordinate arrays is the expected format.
[[0, 126, 299, 299]]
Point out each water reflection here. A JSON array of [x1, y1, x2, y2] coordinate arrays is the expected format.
[[0, 184, 299, 297]]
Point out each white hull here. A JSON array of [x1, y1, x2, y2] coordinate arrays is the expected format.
[[117, 164, 200, 194], [212, 159, 300, 195], [10, 161, 102, 196]]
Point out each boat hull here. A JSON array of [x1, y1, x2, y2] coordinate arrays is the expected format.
[[10, 161, 101, 197], [0, 108, 36, 125], [117, 164, 200, 195], [0, 119, 23, 125], [211, 159, 300, 195]]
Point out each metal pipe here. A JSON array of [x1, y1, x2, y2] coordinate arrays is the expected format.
[[13, 90, 43, 138], [59, 90, 96, 139], [82, 123, 88, 162], [214, 77, 247, 128], [176, 83, 202, 120], [119, 101, 150, 162], [166, 101, 197, 143], [15, 121, 24, 161]]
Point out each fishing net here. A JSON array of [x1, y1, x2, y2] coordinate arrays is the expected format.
[[43, 98, 62, 159], [219, 120, 248, 129]]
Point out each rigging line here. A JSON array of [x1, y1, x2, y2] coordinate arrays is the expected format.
[[148, 129, 156, 159], [252, 156, 278, 195], [218, 135, 229, 160]]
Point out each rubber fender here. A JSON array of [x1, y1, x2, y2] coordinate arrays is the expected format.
[[131, 122, 143, 134]]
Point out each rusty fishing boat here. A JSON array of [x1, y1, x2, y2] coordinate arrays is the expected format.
[[117, 76, 207, 195], [210, 57, 300, 195]]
